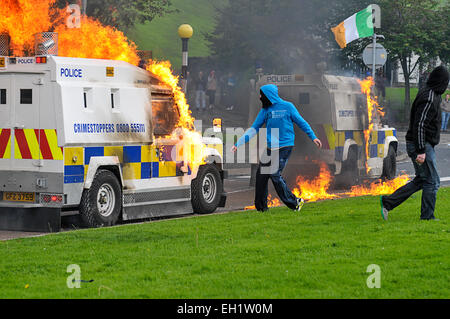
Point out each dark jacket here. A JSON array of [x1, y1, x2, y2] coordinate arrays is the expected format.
[[194, 74, 207, 91], [406, 66, 450, 153]]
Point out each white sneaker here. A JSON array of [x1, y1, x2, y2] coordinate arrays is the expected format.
[[295, 198, 305, 212]]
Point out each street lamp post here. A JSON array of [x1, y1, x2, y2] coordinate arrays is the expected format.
[[178, 24, 193, 93]]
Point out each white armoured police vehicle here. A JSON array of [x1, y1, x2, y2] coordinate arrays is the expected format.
[[0, 53, 226, 232], [248, 72, 398, 187]]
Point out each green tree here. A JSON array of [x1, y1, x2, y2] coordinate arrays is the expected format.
[[377, 0, 447, 115], [206, 0, 334, 74], [436, 1, 450, 65], [56, 0, 172, 31]]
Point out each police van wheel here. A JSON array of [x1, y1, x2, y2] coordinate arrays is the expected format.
[[191, 164, 223, 214], [79, 169, 122, 228], [338, 147, 359, 188], [382, 145, 397, 180]]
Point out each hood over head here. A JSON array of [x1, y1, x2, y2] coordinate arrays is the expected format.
[[260, 84, 284, 105], [260, 90, 272, 109], [427, 65, 449, 95]]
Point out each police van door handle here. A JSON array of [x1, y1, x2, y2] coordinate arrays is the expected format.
[[14, 125, 24, 129], [33, 78, 44, 85]]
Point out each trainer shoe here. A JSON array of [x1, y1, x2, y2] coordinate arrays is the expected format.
[[380, 196, 389, 221], [295, 198, 305, 212]]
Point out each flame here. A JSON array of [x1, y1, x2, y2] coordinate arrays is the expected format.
[[358, 77, 376, 173], [54, 17, 139, 65], [345, 174, 410, 197], [357, 76, 386, 173], [244, 162, 409, 210], [292, 161, 338, 202], [0, 0, 56, 55], [146, 60, 195, 130], [147, 60, 206, 168], [291, 162, 409, 204], [0, 0, 139, 64], [244, 195, 281, 211]]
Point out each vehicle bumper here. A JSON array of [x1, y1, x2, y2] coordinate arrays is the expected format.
[[219, 170, 228, 208], [221, 169, 229, 180], [0, 206, 61, 232]]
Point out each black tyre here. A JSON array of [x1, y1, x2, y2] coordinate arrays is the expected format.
[[191, 164, 223, 214], [382, 145, 397, 180], [337, 147, 360, 188], [79, 169, 122, 228]]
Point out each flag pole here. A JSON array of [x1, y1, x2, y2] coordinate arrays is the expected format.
[[372, 33, 376, 82]]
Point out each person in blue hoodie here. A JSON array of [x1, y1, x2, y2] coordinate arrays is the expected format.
[[231, 84, 322, 212]]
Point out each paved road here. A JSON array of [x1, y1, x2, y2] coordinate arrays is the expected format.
[[396, 131, 450, 187]]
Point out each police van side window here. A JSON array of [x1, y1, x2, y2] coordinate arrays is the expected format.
[[83, 88, 92, 109], [0, 89, 6, 104], [111, 89, 119, 109], [83, 92, 87, 108], [20, 89, 32, 104]]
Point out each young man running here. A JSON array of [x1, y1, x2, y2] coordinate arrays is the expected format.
[[232, 84, 322, 212]]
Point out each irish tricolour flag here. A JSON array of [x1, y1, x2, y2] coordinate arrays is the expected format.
[[331, 5, 374, 49]]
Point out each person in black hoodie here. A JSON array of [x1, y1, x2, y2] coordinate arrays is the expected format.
[[380, 65, 449, 221]]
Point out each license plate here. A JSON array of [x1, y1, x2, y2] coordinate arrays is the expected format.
[[3, 192, 35, 202]]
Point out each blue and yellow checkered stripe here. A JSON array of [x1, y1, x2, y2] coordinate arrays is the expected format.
[[334, 130, 364, 162], [330, 129, 396, 162], [368, 129, 397, 159], [63, 144, 192, 184]]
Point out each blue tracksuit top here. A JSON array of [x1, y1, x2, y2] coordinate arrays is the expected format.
[[235, 84, 317, 149]]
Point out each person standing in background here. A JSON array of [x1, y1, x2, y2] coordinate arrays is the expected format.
[[375, 70, 386, 101], [225, 72, 237, 111], [206, 70, 217, 110], [441, 93, 450, 132], [195, 71, 207, 111]]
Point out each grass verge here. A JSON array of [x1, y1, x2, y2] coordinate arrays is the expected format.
[[127, 0, 223, 69], [1, 188, 449, 299]]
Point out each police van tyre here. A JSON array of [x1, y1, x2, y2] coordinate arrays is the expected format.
[[191, 164, 223, 214], [79, 169, 122, 228], [339, 147, 359, 188], [382, 145, 397, 180]]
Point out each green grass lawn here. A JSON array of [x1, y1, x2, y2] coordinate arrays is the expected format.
[[127, 0, 223, 69], [1, 189, 449, 299], [386, 87, 450, 109]]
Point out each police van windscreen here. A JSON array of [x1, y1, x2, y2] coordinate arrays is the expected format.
[[152, 98, 179, 136]]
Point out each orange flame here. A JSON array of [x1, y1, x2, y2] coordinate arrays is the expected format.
[[146, 60, 195, 130], [292, 161, 338, 202], [357, 76, 386, 173], [345, 174, 410, 197], [291, 162, 409, 204], [244, 162, 409, 210], [54, 17, 139, 65], [358, 77, 376, 173], [244, 195, 281, 211], [0, 0, 139, 64], [0, 0, 56, 55], [146, 60, 206, 168]]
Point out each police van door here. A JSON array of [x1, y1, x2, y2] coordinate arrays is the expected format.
[[12, 73, 43, 171], [0, 72, 13, 170]]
